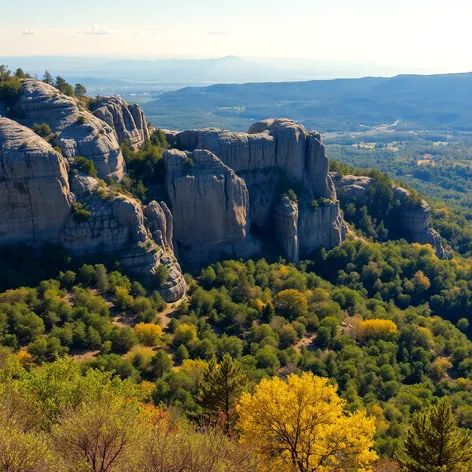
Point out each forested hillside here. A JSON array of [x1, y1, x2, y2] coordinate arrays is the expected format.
[[142, 72, 472, 132], [3, 66, 472, 471]]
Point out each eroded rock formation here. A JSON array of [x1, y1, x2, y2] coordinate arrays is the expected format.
[[333, 174, 447, 258], [0, 118, 72, 244], [18, 80, 125, 181], [0, 111, 185, 302], [93, 96, 150, 149], [167, 119, 347, 264], [164, 148, 259, 267]]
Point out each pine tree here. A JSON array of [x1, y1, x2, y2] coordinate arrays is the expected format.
[[399, 399, 472, 471], [43, 70, 53, 85], [198, 353, 247, 427], [151, 350, 172, 378], [262, 301, 275, 323], [74, 83, 87, 97]]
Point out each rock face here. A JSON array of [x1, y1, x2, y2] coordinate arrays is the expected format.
[[274, 196, 299, 265], [0, 118, 72, 244], [0, 115, 185, 302], [167, 119, 347, 264], [333, 174, 447, 258], [55, 114, 125, 181], [164, 148, 258, 268], [19, 79, 80, 131], [93, 96, 150, 150], [18, 79, 125, 181]]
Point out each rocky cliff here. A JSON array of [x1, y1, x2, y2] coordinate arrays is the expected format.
[[0, 77, 449, 298], [18, 79, 126, 181], [0, 118, 72, 244], [333, 174, 447, 258], [93, 96, 150, 149], [0, 82, 185, 302], [167, 119, 347, 264], [164, 148, 259, 268]]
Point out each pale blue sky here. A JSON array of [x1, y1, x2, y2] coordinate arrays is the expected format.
[[1, 0, 471, 72]]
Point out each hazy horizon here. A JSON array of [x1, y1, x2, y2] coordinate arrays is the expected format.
[[2, 0, 472, 77]]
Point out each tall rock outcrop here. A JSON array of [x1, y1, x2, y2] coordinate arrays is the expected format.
[[0, 116, 185, 302], [164, 148, 258, 268], [93, 96, 150, 149], [274, 196, 300, 265], [18, 79, 125, 181], [167, 119, 347, 264], [333, 174, 447, 258], [0, 118, 72, 244]]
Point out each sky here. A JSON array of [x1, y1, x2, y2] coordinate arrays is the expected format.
[[1, 0, 472, 73]]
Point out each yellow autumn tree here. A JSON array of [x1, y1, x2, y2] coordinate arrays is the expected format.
[[358, 319, 398, 341], [134, 322, 163, 346], [237, 372, 377, 472]]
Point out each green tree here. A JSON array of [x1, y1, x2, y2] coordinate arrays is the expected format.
[[43, 70, 53, 85], [73, 83, 87, 97], [151, 350, 172, 378], [400, 399, 472, 471], [198, 354, 247, 426]]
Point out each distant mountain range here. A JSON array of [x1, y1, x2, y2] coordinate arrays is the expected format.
[[141, 72, 472, 132], [1, 55, 432, 89]]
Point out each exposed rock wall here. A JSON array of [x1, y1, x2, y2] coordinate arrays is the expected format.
[[93, 97, 150, 150], [274, 196, 299, 265], [0, 116, 185, 302], [333, 174, 447, 258], [167, 119, 347, 263], [18, 80, 125, 181], [0, 118, 72, 244], [164, 148, 258, 268]]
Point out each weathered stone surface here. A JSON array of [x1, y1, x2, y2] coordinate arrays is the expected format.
[[274, 196, 299, 265], [168, 119, 347, 262], [298, 200, 348, 257], [0, 117, 72, 245], [19, 79, 79, 132], [55, 114, 126, 181], [145, 200, 174, 251], [333, 174, 447, 258], [1, 83, 186, 301], [93, 97, 150, 150], [164, 148, 258, 267], [18, 79, 125, 181]]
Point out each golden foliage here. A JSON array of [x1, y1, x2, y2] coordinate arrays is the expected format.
[[134, 322, 163, 346], [237, 372, 377, 472], [358, 319, 398, 340]]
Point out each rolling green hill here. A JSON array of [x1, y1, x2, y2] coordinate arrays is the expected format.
[[142, 72, 472, 132]]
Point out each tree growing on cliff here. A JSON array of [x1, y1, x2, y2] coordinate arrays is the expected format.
[[237, 372, 377, 472], [74, 83, 87, 97], [43, 70, 53, 85], [399, 399, 472, 472]]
